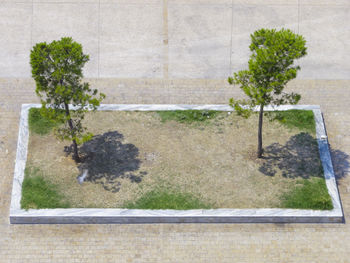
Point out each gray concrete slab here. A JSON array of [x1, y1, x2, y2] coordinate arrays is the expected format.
[[33, 0, 96, 2], [0, 3, 32, 77], [300, 0, 350, 6], [31, 2, 99, 77], [168, 2, 232, 78], [298, 5, 350, 79], [99, 1, 163, 78], [231, 3, 299, 75], [99, 0, 160, 3], [235, 0, 298, 4], [169, 0, 232, 4]]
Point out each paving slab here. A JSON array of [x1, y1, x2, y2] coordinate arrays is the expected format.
[[99, 1, 163, 78], [32, 2, 99, 77], [298, 5, 350, 79], [168, 2, 232, 78], [231, 3, 299, 75], [0, 3, 32, 77], [300, 0, 350, 6]]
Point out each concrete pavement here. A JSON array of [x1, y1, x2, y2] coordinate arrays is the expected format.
[[0, 0, 349, 79]]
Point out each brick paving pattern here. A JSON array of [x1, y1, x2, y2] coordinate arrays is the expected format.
[[0, 78, 349, 262]]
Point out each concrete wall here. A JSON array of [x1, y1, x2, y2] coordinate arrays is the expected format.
[[0, 0, 349, 79]]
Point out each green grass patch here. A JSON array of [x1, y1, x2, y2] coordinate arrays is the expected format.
[[21, 166, 70, 210], [281, 178, 333, 210], [28, 108, 61, 135], [157, 110, 221, 124], [270, 110, 316, 133], [123, 188, 211, 210]]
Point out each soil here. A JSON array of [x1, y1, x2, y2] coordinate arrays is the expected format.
[[26, 111, 323, 208]]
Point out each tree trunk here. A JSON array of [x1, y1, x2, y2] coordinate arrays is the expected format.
[[257, 104, 264, 158], [64, 102, 80, 163]]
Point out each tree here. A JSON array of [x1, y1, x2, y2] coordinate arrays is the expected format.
[[30, 37, 105, 162], [228, 28, 307, 158]]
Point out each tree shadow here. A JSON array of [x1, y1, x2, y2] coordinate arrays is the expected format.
[[330, 147, 350, 180], [75, 131, 146, 192], [259, 132, 324, 179]]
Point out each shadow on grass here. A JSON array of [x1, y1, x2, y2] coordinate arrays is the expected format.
[[259, 133, 324, 179], [259, 133, 349, 210], [75, 131, 146, 193]]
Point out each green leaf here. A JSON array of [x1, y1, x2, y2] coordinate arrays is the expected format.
[[30, 37, 106, 160], [227, 28, 307, 157]]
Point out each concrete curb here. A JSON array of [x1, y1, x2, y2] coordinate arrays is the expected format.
[[9, 104, 344, 224]]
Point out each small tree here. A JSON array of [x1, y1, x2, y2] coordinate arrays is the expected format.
[[30, 37, 105, 162], [228, 28, 307, 158]]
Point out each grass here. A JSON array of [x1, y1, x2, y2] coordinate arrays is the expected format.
[[156, 109, 315, 131], [28, 108, 61, 135], [21, 166, 70, 210], [270, 110, 316, 133], [26, 110, 332, 210], [281, 178, 333, 210], [123, 188, 211, 210], [157, 110, 221, 124]]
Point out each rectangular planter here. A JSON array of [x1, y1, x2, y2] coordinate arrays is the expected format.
[[9, 104, 344, 224]]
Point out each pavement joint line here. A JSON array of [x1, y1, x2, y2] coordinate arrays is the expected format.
[[30, 0, 33, 47], [297, 0, 300, 34], [97, 0, 101, 78], [229, 0, 234, 75], [162, 0, 169, 79]]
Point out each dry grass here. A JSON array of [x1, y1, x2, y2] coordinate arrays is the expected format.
[[26, 111, 323, 208]]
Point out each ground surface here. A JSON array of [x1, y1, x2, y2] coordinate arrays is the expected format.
[[0, 0, 349, 79], [27, 111, 322, 209], [1, 0, 350, 261], [0, 78, 350, 262]]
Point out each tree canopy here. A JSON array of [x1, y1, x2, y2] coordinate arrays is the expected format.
[[228, 28, 307, 158], [30, 37, 105, 162]]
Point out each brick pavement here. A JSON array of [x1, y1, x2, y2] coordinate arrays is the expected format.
[[0, 78, 349, 262]]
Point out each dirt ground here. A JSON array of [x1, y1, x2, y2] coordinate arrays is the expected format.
[[26, 111, 323, 208]]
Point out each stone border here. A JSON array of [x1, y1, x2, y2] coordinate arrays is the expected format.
[[9, 104, 343, 224]]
